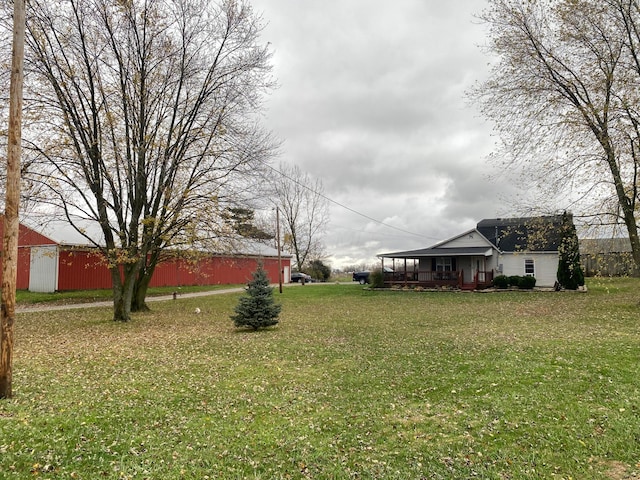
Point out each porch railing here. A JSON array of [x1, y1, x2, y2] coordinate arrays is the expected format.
[[382, 270, 494, 289], [383, 270, 460, 286]]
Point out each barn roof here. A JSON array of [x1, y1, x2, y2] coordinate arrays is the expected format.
[[18, 215, 285, 258], [579, 237, 632, 254], [30, 218, 104, 247]]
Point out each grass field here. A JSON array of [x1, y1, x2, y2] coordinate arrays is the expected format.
[[1, 278, 640, 479]]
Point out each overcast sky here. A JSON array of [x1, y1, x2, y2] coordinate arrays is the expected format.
[[258, 0, 511, 269]]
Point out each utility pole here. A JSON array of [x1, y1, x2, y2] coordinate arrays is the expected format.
[[1, 0, 26, 399], [276, 207, 282, 294]]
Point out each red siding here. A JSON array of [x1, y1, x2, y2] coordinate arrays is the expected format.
[[150, 256, 282, 287], [58, 249, 113, 290], [0, 220, 57, 247], [3, 218, 287, 291], [17, 246, 30, 290], [4, 245, 35, 291], [55, 247, 287, 291], [0, 219, 55, 289]]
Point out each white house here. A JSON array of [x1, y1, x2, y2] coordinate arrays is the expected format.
[[377, 216, 568, 289]]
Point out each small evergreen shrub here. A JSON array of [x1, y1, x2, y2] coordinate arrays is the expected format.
[[493, 275, 536, 289], [308, 259, 331, 282], [557, 212, 585, 290], [369, 268, 384, 288], [231, 264, 281, 330], [519, 275, 536, 289], [493, 275, 509, 289], [508, 276, 522, 288]]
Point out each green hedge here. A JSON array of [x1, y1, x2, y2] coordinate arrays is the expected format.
[[493, 275, 509, 289], [518, 275, 536, 289], [493, 274, 536, 289]]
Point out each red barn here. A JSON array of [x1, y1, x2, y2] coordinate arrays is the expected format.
[[0, 218, 290, 292]]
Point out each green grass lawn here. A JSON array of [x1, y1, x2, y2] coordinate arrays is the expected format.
[[2, 278, 640, 478]]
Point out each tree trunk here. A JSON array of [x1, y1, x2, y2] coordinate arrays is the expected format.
[[0, 0, 25, 400], [602, 139, 640, 270], [621, 203, 640, 268], [111, 268, 129, 323], [110, 263, 140, 322], [130, 247, 161, 312], [131, 270, 152, 313]]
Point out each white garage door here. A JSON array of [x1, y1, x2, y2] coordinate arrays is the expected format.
[[29, 246, 58, 293]]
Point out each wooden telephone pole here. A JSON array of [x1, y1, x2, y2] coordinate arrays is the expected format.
[[276, 207, 283, 294], [1, 0, 25, 399]]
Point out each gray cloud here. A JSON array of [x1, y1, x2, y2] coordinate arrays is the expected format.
[[259, 0, 506, 268]]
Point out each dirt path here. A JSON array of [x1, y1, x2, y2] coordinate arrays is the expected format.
[[16, 287, 246, 313], [14, 282, 339, 314]]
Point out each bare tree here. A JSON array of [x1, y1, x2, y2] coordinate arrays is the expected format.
[[272, 163, 329, 271], [473, 0, 640, 268], [21, 0, 275, 321], [1, 0, 25, 400]]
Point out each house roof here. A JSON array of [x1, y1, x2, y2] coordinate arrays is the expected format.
[[476, 215, 564, 252], [378, 215, 567, 259], [379, 246, 494, 259]]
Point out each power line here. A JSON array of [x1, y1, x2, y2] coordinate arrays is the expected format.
[[262, 161, 438, 241]]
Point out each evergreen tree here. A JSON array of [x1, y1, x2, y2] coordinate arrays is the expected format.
[[231, 264, 281, 330], [557, 213, 585, 290], [308, 259, 331, 282]]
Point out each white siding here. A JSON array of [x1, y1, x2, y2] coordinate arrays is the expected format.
[[486, 254, 500, 273], [438, 230, 494, 249], [29, 245, 59, 293], [499, 252, 558, 287]]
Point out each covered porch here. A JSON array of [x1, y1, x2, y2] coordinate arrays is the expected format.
[[378, 247, 496, 290]]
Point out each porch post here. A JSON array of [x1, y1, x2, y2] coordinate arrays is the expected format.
[[404, 258, 407, 285]]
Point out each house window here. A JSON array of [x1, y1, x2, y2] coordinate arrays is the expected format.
[[436, 257, 452, 271], [524, 259, 535, 276]]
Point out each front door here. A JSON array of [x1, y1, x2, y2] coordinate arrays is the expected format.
[[476, 257, 486, 283], [462, 257, 484, 284], [461, 257, 474, 283]]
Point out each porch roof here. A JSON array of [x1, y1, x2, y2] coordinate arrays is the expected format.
[[378, 246, 494, 259]]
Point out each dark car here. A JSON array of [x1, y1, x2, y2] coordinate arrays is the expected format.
[[352, 271, 370, 284], [353, 267, 394, 285], [291, 272, 313, 283]]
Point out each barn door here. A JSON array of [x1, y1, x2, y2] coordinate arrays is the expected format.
[[29, 246, 58, 293], [284, 265, 290, 283]]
